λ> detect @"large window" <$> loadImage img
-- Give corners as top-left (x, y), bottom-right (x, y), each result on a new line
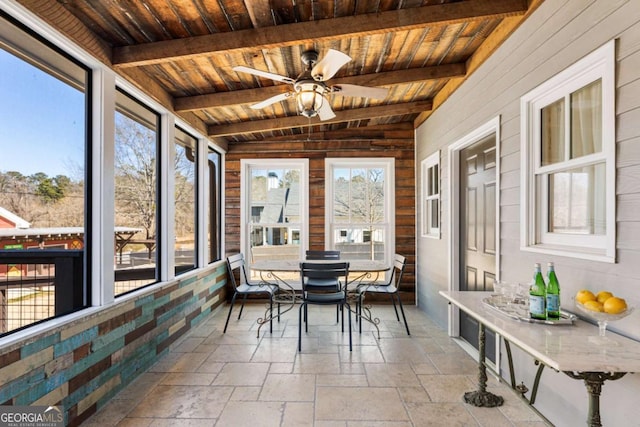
top-left (0, 15), bottom-right (89, 334)
top-left (174, 127), bottom-right (197, 274)
top-left (325, 158), bottom-right (395, 263)
top-left (421, 151), bottom-right (440, 239)
top-left (241, 159), bottom-right (308, 266)
top-left (114, 90), bottom-right (160, 294)
top-left (520, 40), bottom-right (615, 262)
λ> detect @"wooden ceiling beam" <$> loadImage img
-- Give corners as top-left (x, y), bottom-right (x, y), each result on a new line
top-left (174, 63), bottom-right (465, 111)
top-left (207, 101), bottom-right (432, 137)
top-left (113, 0), bottom-right (528, 67)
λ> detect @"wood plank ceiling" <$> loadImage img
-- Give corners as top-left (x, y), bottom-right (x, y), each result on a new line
top-left (24, 0), bottom-right (541, 145)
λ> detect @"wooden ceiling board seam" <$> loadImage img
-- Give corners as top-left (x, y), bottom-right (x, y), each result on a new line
top-left (141, 0), bottom-right (189, 39)
top-left (164, 0), bottom-right (213, 36)
top-left (188, 0), bottom-right (221, 33)
top-left (57, 1), bottom-right (125, 45)
top-left (191, 56), bottom-right (232, 92)
top-left (333, 0), bottom-right (356, 17)
top-left (119, 0), bottom-right (170, 42)
top-left (217, 0), bottom-right (253, 31)
top-left (196, 0), bottom-right (235, 32)
top-left (385, 30), bottom-right (413, 72)
top-left (243, 0), bottom-right (274, 27)
top-left (394, 29), bottom-right (430, 70)
top-left (75, 0), bottom-right (140, 45)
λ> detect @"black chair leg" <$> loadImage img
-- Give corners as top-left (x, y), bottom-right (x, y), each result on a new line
top-left (390, 294), bottom-right (400, 321)
top-left (395, 293), bottom-right (410, 335)
top-left (237, 294), bottom-right (248, 319)
top-left (269, 297), bottom-right (273, 333)
top-left (358, 294), bottom-right (363, 334)
top-left (346, 302), bottom-right (352, 351)
top-left (298, 303), bottom-right (305, 351)
top-left (223, 292), bottom-right (238, 333)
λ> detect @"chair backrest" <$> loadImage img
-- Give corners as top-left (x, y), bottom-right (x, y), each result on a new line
top-left (388, 254), bottom-right (407, 287)
top-left (226, 253), bottom-right (249, 289)
top-left (300, 261), bottom-right (349, 291)
top-left (305, 250), bottom-right (341, 260)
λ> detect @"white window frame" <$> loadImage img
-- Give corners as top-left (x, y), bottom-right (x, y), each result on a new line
top-left (240, 158), bottom-right (309, 263)
top-left (421, 151), bottom-right (440, 239)
top-left (324, 158), bottom-right (395, 266)
top-left (520, 40), bottom-right (616, 263)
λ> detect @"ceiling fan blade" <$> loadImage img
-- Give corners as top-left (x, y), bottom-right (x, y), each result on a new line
top-left (233, 66), bottom-right (295, 84)
top-left (332, 84), bottom-right (389, 100)
top-left (249, 92), bottom-right (294, 110)
top-left (317, 101), bottom-right (336, 121)
top-left (311, 49), bottom-right (351, 81)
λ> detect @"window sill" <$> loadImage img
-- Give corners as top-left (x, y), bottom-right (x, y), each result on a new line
top-left (520, 243), bottom-right (615, 264)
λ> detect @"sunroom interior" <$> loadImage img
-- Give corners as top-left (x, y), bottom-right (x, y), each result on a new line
top-left (1, 1), bottom-right (640, 426)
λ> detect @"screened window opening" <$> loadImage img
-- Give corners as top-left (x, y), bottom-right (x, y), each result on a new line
top-left (114, 90), bottom-right (160, 294)
top-left (0, 15), bottom-right (89, 334)
top-left (174, 127), bottom-right (197, 275)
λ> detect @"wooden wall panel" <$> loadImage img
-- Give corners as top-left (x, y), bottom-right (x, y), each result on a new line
top-left (225, 132), bottom-right (416, 301)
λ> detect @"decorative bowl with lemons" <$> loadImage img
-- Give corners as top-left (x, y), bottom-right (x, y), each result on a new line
top-left (574, 289), bottom-right (633, 336)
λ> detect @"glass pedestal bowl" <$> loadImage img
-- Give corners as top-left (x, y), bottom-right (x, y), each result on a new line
top-left (575, 302), bottom-right (634, 336)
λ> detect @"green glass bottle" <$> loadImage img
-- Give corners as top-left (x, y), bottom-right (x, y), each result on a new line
top-left (546, 262), bottom-right (560, 319)
top-left (529, 263), bottom-right (546, 320)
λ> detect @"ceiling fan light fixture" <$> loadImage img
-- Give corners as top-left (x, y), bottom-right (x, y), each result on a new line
top-left (295, 81), bottom-right (324, 118)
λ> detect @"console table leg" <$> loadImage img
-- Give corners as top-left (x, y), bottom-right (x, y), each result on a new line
top-left (464, 323), bottom-right (504, 407)
top-left (564, 371), bottom-right (626, 427)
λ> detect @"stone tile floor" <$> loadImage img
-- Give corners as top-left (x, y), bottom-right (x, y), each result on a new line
top-left (84, 303), bottom-right (550, 426)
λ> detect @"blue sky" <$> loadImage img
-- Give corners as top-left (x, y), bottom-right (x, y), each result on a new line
top-left (0, 48), bottom-right (85, 178)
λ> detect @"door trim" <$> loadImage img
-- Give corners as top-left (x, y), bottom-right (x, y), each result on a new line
top-left (447, 116), bottom-right (501, 337)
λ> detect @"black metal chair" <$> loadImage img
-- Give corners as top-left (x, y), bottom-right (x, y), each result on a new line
top-left (357, 254), bottom-right (410, 335)
top-left (304, 250), bottom-right (342, 322)
top-left (224, 253), bottom-right (279, 333)
top-left (305, 250), bottom-right (341, 260)
top-left (298, 261), bottom-right (352, 352)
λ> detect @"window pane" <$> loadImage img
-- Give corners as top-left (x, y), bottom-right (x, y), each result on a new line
top-left (334, 228), bottom-right (385, 260)
top-left (571, 79), bottom-right (602, 159)
top-left (429, 199), bottom-right (439, 229)
top-left (333, 167), bottom-right (385, 224)
top-left (0, 18), bottom-right (88, 333)
top-left (207, 147), bottom-right (221, 264)
top-left (247, 165), bottom-right (303, 263)
top-left (351, 169), bottom-right (368, 222)
top-left (541, 98), bottom-right (565, 166)
top-left (114, 91), bottom-right (159, 295)
top-left (547, 163), bottom-right (606, 235)
top-left (334, 168), bottom-right (350, 223)
top-left (331, 163), bottom-right (388, 260)
top-left (174, 127), bottom-right (196, 274)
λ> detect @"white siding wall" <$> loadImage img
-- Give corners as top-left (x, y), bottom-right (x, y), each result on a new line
top-left (416, 0), bottom-right (640, 425)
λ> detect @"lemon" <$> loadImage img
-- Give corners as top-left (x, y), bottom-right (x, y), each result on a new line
top-left (576, 289), bottom-right (597, 305)
top-left (596, 291), bottom-right (614, 304)
top-left (583, 300), bottom-right (604, 312)
top-left (603, 297), bottom-right (627, 314)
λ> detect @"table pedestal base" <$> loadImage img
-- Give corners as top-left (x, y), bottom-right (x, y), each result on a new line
top-left (465, 323), bottom-right (504, 408)
top-left (464, 390), bottom-right (504, 407)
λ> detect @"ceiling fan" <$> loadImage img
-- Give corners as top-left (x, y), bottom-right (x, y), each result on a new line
top-left (233, 49), bottom-right (389, 121)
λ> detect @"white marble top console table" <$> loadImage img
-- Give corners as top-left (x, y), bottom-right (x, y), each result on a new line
top-left (440, 291), bottom-right (640, 427)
